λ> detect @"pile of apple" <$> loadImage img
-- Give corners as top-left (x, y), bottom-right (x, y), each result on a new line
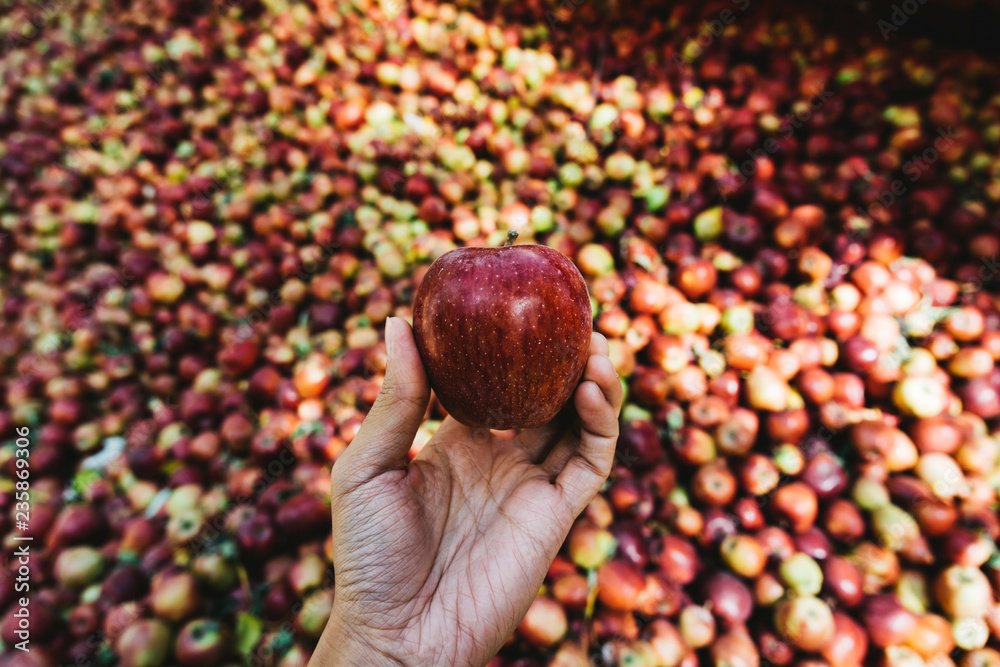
top-left (2, 0), bottom-right (1000, 665)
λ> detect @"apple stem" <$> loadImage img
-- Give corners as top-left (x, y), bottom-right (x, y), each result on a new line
top-left (504, 229), bottom-right (519, 247)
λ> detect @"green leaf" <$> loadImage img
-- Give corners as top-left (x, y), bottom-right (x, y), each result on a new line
top-left (118, 551), bottom-right (141, 565)
top-left (72, 469), bottom-right (102, 498)
top-left (236, 613), bottom-right (264, 659)
top-left (95, 643), bottom-right (116, 667)
top-left (218, 540), bottom-right (239, 561)
top-left (645, 185), bottom-right (670, 212)
top-left (666, 407), bottom-right (685, 433)
top-left (292, 420), bottom-right (324, 440)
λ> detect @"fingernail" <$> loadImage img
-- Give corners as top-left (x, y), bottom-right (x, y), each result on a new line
top-left (385, 318), bottom-right (394, 361)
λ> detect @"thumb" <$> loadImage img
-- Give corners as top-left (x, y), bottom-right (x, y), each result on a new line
top-left (335, 317), bottom-right (431, 483)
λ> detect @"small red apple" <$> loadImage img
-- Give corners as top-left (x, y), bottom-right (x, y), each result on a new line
top-left (150, 570), bottom-right (202, 622)
top-left (46, 504), bottom-right (106, 551)
top-left (276, 492), bottom-right (329, 539)
top-left (774, 596), bottom-right (835, 651)
top-left (117, 619), bottom-right (173, 667)
top-left (101, 564), bottom-right (149, 604)
top-left (175, 619), bottom-right (229, 667)
top-left (294, 588), bottom-right (334, 638)
top-left (236, 512), bottom-right (277, 559)
top-left (54, 546), bottom-right (105, 588)
top-left (413, 230), bottom-right (592, 430)
top-left (192, 553), bottom-right (237, 591)
top-left (1, 599), bottom-right (58, 645)
top-left (517, 596), bottom-right (567, 647)
top-left (287, 554), bottom-right (327, 596)
top-left (279, 644), bottom-right (310, 667)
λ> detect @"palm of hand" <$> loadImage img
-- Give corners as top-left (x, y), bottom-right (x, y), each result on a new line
top-left (316, 320), bottom-right (621, 667)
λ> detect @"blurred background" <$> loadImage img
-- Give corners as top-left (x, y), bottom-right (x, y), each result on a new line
top-left (3, 0), bottom-right (1000, 666)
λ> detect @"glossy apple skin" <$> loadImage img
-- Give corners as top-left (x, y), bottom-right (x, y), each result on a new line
top-left (413, 243), bottom-right (592, 430)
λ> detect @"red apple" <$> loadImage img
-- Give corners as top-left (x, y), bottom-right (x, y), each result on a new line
top-left (175, 619), bottom-right (229, 667)
top-left (1, 599), bottom-right (58, 645)
top-left (294, 588), bottom-right (334, 638)
top-left (54, 546), bottom-right (105, 588)
top-left (46, 504), bottom-right (106, 551)
top-left (262, 581), bottom-right (297, 621)
top-left (518, 596), bottom-right (568, 647)
top-left (413, 231), bottom-right (592, 429)
top-left (279, 644), bottom-right (310, 667)
top-left (617, 418), bottom-right (663, 467)
top-left (820, 611), bottom-right (868, 666)
top-left (702, 572), bottom-right (753, 627)
top-left (236, 512), bottom-right (277, 559)
top-left (774, 596), bottom-right (835, 651)
top-left (862, 594), bottom-right (917, 647)
top-left (597, 560), bottom-right (645, 611)
top-left (117, 619), bottom-right (172, 667)
top-left (0, 650), bottom-right (57, 667)
top-left (101, 564), bottom-right (149, 604)
top-left (276, 492), bottom-right (329, 539)
top-left (150, 571), bottom-right (202, 622)
top-left (710, 628), bottom-right (758, 667)
top-left (192, 553), bottom-right (238, 591)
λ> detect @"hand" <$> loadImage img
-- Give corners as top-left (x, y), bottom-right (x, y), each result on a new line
top-left (309, 317), bottom-right (623, 667)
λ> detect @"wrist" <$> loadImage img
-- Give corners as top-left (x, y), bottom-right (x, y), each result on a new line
top-left (311, 606), bottom-right (405, 667)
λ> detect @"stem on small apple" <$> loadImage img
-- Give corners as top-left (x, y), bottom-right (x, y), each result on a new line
top-left (504, 229), bottom-right (519, 247)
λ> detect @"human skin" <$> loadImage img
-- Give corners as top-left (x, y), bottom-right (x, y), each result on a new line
top-left (308, 317), bottom-right (623, 666)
